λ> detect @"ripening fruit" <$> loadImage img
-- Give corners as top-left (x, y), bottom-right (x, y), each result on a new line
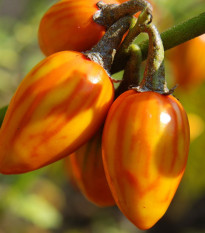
top-left (102, 90), bottom-right (190, 230)
top-left (38, 0), bottom-right (119, 56)
top-left (65, 130), bottom-right (115, 207)
top-left (169, 34), bottom-right (205, 90)
top-left (0, 51), bottom-right (114, 174)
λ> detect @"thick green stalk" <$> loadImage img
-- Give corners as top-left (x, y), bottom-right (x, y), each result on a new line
top-left (111, 12), bottom-right (205, 73)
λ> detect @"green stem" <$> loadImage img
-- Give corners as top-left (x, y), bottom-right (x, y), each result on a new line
top-left (113, 9), bottom-right (151, 66)
top-left (111, 12), bottom-right (205, 73)
top-left (115, 43), bottom-right (142, 97)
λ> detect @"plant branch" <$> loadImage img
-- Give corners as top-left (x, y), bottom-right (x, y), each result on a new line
top-left (111, 12), bottom-right (205, 73)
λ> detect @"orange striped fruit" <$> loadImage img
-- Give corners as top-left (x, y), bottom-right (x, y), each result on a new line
top-left (169, 34), bottom-right (205, 90)
top-left (64, 155), bottom-right (79, 191)
top-left (102, 90), bottom-right (190, 229)
top-left (38, 0), bottom-right (119, 56)
top-left (0, 51), bottom-right (114, 174)
top-left (65, 130), bottom-right (115, 207)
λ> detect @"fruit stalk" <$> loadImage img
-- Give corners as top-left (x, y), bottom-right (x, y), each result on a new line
top-left (115, 43), bottom-right (142, 97)
top-left (94, 0), bottom-right (152, 28)
top-left (120, 8), bottom-right (170, 94)
top-left (136, 21), bottom-right (169, 94)
top-left (86, 16), bottom-right (132, 72)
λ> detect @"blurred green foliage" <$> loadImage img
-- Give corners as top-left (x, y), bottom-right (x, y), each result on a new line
top-left (0, 0), bottom-right (205, 232)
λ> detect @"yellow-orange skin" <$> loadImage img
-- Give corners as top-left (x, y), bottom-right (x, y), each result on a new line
top-left (0, 51), bottom-right (114, 174)
top-left (65, 131), bottom-right (115, 207)
top-left (38, 0), bottom-right (119, 56)
top-left (169, 34), bottom-right (205, 90)
top-left (102, 90), bottom-right (190, 230)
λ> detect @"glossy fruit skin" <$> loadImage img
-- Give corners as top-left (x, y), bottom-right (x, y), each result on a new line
top-left (0, 51), bottom-right (114, 174)
top-left (65, 130), bottom-right (115, 207)
top-left (169, 35), bottom-right (205, 90)
top-left (102, 90), bottom-right (190, 230)
top-left (38, 0), bottom-right (119, 56)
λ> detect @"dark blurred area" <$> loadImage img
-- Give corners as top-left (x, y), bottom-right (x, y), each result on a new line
top-left (0, 0), bottom-right (205, 232)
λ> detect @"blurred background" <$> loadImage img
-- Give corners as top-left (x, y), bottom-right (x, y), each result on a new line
top-left (0, 0), bottom-right (205, 232)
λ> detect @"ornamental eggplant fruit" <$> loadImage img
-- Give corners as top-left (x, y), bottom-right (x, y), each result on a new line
top-left (38, 0), bottom-right (119, 56)
top-left (0, 51), bottom-right (114, 174)
top-left (169, 34), bottom-right (205, 90)
top-left (102, 90), bottom-right (190, 230)
top-left (65, 130), bottom-right (115, 207)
